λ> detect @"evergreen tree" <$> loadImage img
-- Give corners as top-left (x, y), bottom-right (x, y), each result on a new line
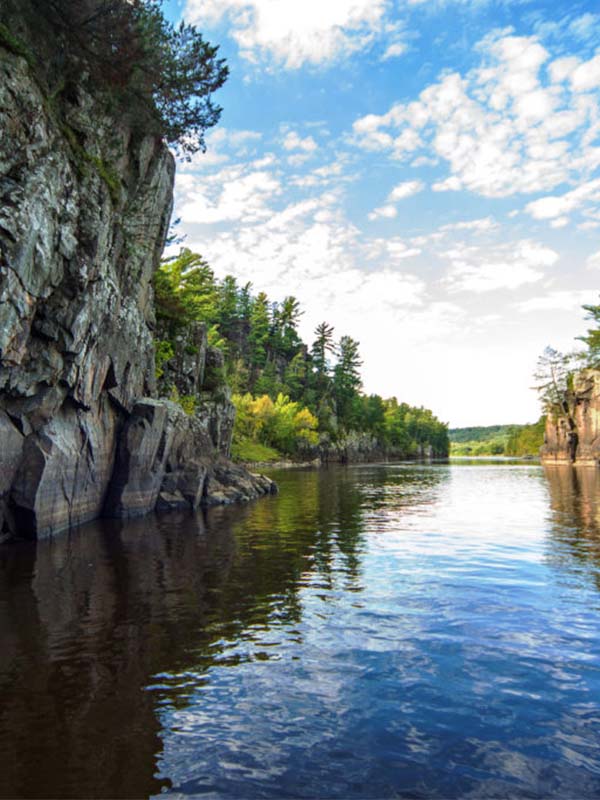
top-left (30, 0), bottom-right (228, 156)
top-left (578, 300), bottom-right (600, 366)
top-left (153, 249), bottom-right (217, 336)
top-left (533, 347), bottom-right (574, 416)
top-left (334, 336), bottom-right (363, 428)
top-left (311, 322), bottom-right (336, 391)
top-left (248, 292), bottom-right (271, 372)
top-left (279, 296), bottom-right (303, 357)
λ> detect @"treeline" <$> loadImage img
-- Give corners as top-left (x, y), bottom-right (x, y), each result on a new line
top-left (154, 249), bottom-right (449, 460)
top-left (449, 425), bottom-right (512, 444)
top-left (449, 422), bottom-right (545, 457)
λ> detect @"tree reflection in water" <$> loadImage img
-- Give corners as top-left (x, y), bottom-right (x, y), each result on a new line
top-left (0, 464), bottom-right (446, 799)
top-left (544, 465), bottom-right (600, 593)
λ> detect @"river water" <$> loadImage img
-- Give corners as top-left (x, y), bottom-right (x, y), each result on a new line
top-left (1, 462), bottom-right (600, 799)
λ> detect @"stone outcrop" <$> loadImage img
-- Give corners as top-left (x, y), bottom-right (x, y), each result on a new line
top-left (541, 369), bottom-right (600, 466)
top-left (318, 431), bottom-right (436, 464)
top-left (0, 7), bottom-right (275, 543)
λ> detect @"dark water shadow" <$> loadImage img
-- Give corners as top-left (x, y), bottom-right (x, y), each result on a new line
top-left (0, 464), bottom-right (447, 799)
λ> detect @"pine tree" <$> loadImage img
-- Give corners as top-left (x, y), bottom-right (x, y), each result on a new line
top-left (578, 300), bottom-right (600, 366)
top-left (333, 336), bottom-right (363, 428)
top-left (311, 322), bottom-right (335, 390)
top-left (248, 292), bottom-right (271, 373)
top-left (533, 347), bottom-right (574, 415)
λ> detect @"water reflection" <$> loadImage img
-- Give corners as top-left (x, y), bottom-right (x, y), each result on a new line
top-left (544, 465), bottom-right (600, 593)
top-left (0, 465), bottom-right (446, 799)
top-left (3, 464), bottom-right (600, 799)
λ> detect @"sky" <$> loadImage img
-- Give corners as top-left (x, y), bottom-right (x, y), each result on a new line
top-left (162, 0), bottom-right (600, 427)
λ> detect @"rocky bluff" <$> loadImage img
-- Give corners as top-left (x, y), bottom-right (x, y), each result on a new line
top-left (0, 9), bottom-right (275, 543)
top-left (542, 369), bottom-right (600, 466)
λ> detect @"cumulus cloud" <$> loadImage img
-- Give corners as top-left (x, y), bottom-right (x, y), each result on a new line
top-left (443, 240), bottom-right (559, 293)
top-left (351, 31), bottom-right (600, 201)
top-left (368, 204), bottom-right (397, 220)
top-left (389, 180), bottom-right (424, 200)
top-left (177, 166), bottom-right (281, 224)
top-left (184, 0), bottom-right (390, 68)
top-left (440, 217), bottom-right (498, 233)
top-left (282, 131), bottom-right (318, 152)
top-left (525, 178), bottom-right (600, 220)
top-left (382, 41), bottom-right (407, 60)
top-left (368, 180), bottom-right (423, 219)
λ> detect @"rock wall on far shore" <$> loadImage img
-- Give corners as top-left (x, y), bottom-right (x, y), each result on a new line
top-left (541, 370), bottom-right (600, 466)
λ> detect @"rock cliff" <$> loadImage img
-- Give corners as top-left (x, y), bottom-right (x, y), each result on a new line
top-left (0, 6), bottom-right (275, 543)
top-left (541, 369), bottom-right (600, 465)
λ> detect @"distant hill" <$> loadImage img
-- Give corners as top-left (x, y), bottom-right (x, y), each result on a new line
top-left (449, 421), bottom-right (545, 457)
top-left (449, 425), bottom-right (515, 443)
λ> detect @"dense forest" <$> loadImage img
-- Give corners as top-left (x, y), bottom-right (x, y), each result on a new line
top-left (449, 421), bottom-right (547, 457)
top-left (154, 249), bottom-right (449, 461)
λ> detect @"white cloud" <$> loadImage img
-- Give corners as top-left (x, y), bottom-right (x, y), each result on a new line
top-left (525, 178), bottom-right (600, 220)
top-left (443, 240), bottom-right (559, 293)
top-left (515, 290), bottom-right (593, 312)
top-left (185, 0), bottom-right (390, 68)
top-left (389, 179), bottom-right (424, 200)
top-left (587, 250), bottom-right (600, 269)
top-left (368, 180), bottom-right (423, 219)
top-left (282, 131), bottom-right (318, 152)
top-left (382, 42), bottom-right (407, 60)
top-left (432, 176), bottom-right (462, 192)
top-left (440, 216), bottom-right (498, 232)
top-left (178, 167), bottom-right (281, 224)
top-left (570, 54), bottom-right (600, 92)
top-left (351, 31), bottom-right (600, 200)
top-left (368, 204), bottom-right (397, 220)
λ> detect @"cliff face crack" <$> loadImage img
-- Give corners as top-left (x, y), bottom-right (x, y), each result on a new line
top-left (1, 261), bottom-right (43, 301)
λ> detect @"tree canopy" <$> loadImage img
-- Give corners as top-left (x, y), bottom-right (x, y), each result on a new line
top-left (153, 249), bottom-right (449, 459)
top-left (29, 0), bottom-right (228, 155)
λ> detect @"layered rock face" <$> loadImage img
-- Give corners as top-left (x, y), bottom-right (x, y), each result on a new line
top-left (541, 370), bottom-right (600, 466)
top-left (0, 10), bottom-right (275, 542)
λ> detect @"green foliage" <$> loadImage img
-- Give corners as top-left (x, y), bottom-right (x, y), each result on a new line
top-left (29, 0), bottom-right (228, 156)
top-left (155, 339), bottom-right (174, 379)
top-left (153, 249), bottom-right (218, 336)
top-left (178, 395), bottom-right (198, 416)
top-left (450, 438), bottom-right (507, 456)
top-left (232, 393), bottom-right (319, 457)
top-left (535, 296), bottom-right (600, 415)
top-left (334, 335), bottom-right (362, 428)
top-left (505, 417), bottom-right (546, 456)
top-left (248, 292), bottom-right (270, 370)
top-left (154, 247), bottom-right (449, 461)
top-left (167, 385), bottom-right (196, 415)
top-left (450, 420), bottom-right (546, 457)
top-left (533, 346), bottom-right (575, 416)
top-left (449, 425), bottom-right (512, 444)
top-left (577, 301), bottom-right (600, 367)
top-left (231, 438), bottom-right (282, 463)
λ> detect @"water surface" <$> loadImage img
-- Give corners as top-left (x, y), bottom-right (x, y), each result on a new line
top-left (1, 463), bottom-right (600, 798)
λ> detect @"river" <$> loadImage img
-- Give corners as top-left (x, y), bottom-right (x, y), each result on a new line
top-left (1, 462), bottom-right (600, 798)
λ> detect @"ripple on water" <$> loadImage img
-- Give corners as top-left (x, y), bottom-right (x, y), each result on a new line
top-left (2, 463), bottom-right (600, 798)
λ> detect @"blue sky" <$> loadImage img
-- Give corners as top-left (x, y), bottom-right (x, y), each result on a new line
top-left (163, 0), bottom-right (600, 426)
